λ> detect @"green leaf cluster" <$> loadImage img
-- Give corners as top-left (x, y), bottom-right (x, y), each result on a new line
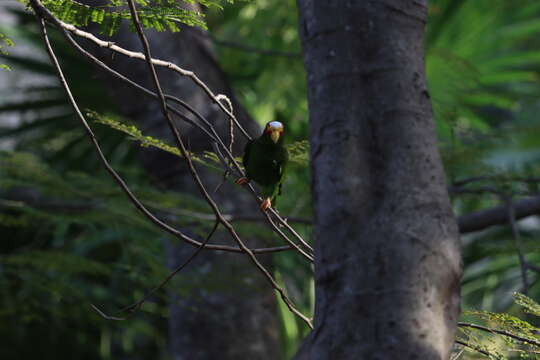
top-left (20, 0), bottom-right (232, 35)
top-left (89, 109), bottom-right (310, 168)
top-left (458, 293), bottom-right (540, 359)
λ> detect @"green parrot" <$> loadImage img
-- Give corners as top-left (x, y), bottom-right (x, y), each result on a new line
top-left (236, 121), bottom-right (289, 211)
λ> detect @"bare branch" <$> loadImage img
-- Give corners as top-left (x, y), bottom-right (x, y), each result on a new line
top-left (528, 263), bottom-right (540, 274)
top-left (44, 11), bottom-right (251, 140)
top-left (92, 221), bottom-right (220, 320)
top-left (28, 0), bottom-right (290, 256)
top-left (29, 0), bottom-right (314, 329)
top-left (90, 304), bottom-right (126, 321)
top-left (125, 0), bottom-right (313, 328)
top-left (453, 176), bottom-right (540, 187)
top-left (122, 221), bottom-right (221, 315)
top-left (269, 208), bottom-right (314, 253)
top-left (458, 194), bottom-right (540, 234)
top-left (31, 0), bottom-right (312, 260)
top-left (215, 94), bottom-right (234, 154)
top-left (201, 33), bottom-right (301, 58)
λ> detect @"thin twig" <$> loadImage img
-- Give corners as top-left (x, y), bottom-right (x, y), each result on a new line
top-left (458, 322), bottom-right (540, 348)
top-left (215, 94), bottom-right (234, 154)
top-left (122, 221), bottom-right (221, 315)
top-left (125, 0), bottom-right (312, 328)
top-left (506, 195), bottom-right (529, 295)
top-left (268, 208), bottom-right (314, 253)
top-left (450, 347), bottom-right (465, 360)
top-left (28, 0), bottom-right (289, 256)
top-left (32, 0), bottom-right (311, 260)
top-left (92, 221), bottom-right (219, 320)
top-left (458, 193), bottom-right (540, 234)
top-left (202, 33), bottom-right (301, 58)
top-left (210, 144), bottom-right (314, 256)
top-left (455, 339), bottom-right (493, 358)
top-left (90, 304), bottom-right (126, 321)
top-left (43, 13), bottom-right (251, 140)
top-left (263, 213), bottom-right (313, 262)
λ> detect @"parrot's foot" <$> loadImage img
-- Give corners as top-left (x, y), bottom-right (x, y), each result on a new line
top-left (235, 177), bottom-right (250, 185)
top-left (260, 198), bottom-right (272, 211)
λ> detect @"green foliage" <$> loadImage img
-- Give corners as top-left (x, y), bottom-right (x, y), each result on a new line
top-left (457, 293), bottom-right (540, 359)
top-left (513, 293), bottom-right (540, 317)
top-left (0, 150), bottom-right (174, 358)
top-left (427, 0), bottom-right (540, 177)
top-left (20, 0), bottom-right (233, 36)
top-left (0, 32), bottom-right (14, 71)
top-left (425, 1), bottom-right (540, 325)
top-left (90, 109), bottom-right (310, 168)
top-left (207, 0), bottom-right (308, 138)
top-left (2, 0), bottom-right (540, 358)
top-left (0, 149), bottom-right (240, 358)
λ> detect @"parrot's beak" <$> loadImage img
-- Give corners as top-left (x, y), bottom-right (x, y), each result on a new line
top-left (270, 130), bottom-right (281, 143)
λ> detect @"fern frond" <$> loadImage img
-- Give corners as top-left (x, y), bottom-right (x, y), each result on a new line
top-left (89, 110), bottom-right (311, 172)
top-left (3, 250), bottom-right (112, 276)
top-left (513, 292), bottom-right (540, 317)
top-left (87, 110), bottom-right (225, 172)
top-left (21, 0), bottom-right (212, 36)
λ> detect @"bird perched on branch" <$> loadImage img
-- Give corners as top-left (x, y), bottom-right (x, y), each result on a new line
top-left (236, 121), bottom-right (288, 211)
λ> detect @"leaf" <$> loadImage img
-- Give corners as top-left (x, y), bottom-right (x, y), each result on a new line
top-left (87, 110), bottom-right (224, 171)
top-left (513, 292), bottom-right (540, 317)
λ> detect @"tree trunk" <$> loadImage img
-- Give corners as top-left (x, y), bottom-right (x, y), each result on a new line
top-left (295, 1), bottom-right (461, 359)
top-left (85, 4), bottom-right (281, 358)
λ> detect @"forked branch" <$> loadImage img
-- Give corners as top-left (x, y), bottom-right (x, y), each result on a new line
top-left (29, 0), bottom-right (313, 328)
top-left (124, 0), bottom-right (312, 327)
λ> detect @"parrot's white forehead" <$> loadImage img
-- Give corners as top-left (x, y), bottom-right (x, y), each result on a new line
top-left (268, 121), bottom-right (283, 129)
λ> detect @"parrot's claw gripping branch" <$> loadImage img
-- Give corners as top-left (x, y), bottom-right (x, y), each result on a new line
top-left (235, 177), bottom-right (250, 185)
top-left (260, 198), bottom-right (272, 211)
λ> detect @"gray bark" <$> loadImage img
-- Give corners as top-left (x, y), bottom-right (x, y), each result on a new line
top-left (83, 4), bottom-right (280, 358)
top-left (295, 1), bottom-right (461, 359)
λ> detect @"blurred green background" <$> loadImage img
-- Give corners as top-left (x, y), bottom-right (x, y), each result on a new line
top-left (1, 0), bottom-right (540, 358)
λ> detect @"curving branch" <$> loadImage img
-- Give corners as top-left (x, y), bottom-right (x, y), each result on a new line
top-left (92, 220), bottom-right (221, 320)
top-left (29, 0), bottom-right (313, 260)
top-left (124, 0), bottom-right (312, 328)
top-left (28, 0), bottom-right (313, 261)
top-left (48, 13), bottom-right (250, 140)
top-left (27, 0), bottom-right (291, 257)
top-left (30, 0), bottom-right (315, 327)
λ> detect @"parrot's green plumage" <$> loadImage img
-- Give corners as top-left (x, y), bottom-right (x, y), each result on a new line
top-left (237, 121), bottom-right (288, 210)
